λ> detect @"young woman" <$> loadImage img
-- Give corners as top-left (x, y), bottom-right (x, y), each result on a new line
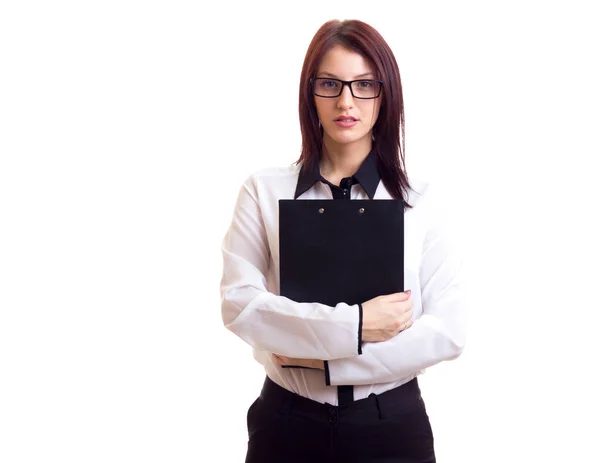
top-left (220, 19), bottom-right (467, 463)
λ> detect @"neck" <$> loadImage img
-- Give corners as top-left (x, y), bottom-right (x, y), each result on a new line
top-left (320, 136), bottom-right (372, 182)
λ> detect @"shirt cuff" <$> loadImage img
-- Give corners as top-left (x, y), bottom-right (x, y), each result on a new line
top-left (281, 365), bottom-right (323, 371)
top-left (357, 303), bottom-right (363, 355)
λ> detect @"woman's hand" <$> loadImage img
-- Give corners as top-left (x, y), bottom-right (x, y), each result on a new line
top-left (271, 291), bottom-right (413, 367)
top-left (361, 290), bottom-right (414, 342)
top-left (272, 354), bottom-right (325, 370)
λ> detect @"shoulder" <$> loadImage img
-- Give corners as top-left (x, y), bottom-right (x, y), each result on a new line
top-left (405, 176), bottom-right (456, 226)
top-left (405, 176), bottom-right (434, 208)
top-left (247, 163), bottom-right (300, 184)
top-left (240, 163), bottom-right (301, 200)
top-left (406, 176), bottom-right (465, 256)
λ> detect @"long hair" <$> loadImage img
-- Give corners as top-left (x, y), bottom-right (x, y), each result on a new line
top-left (297, 19), bottom-right (411, 203)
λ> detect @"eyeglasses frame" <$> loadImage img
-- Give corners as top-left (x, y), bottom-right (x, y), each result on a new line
top-left (310, 77), bottom-right (384, 99)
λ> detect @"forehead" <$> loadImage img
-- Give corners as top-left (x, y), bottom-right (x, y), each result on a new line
top-left (317, 45), bottom-right (374, 79)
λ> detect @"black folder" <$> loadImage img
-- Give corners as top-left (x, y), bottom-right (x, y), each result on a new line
top-left (279, 199), bottom-right (404, 307)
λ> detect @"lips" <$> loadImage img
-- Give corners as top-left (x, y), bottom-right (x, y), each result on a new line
top-left (333, 117), bottom-right (359, 128)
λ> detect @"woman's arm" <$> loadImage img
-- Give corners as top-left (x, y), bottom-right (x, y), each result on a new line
top-left (220, 174), bottom-right (362, 360)
top-left (321, 184), bottom-right (468, 385)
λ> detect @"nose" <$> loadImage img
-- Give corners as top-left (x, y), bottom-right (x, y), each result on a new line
top-left (337, 83), bottom-right (354, 110)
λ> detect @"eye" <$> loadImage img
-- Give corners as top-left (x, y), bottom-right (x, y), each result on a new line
top-left (318, 79), bottom-right (339, 89)
top-left (357, 80), bottom-right (374, 88)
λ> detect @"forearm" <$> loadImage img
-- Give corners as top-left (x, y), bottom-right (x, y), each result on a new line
top-left (221, 176), bottom-right (363, 360)
top-left (325, 311), bottom-right (466, 385)
top-left (222, 265), bottom-right (362, 360)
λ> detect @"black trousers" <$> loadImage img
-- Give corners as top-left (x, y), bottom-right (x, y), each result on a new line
top-left (245, 376), bottom-right (436, 463)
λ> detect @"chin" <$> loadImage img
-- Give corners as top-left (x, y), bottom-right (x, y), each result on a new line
top-left (329, 131), bottom-right (369, 146)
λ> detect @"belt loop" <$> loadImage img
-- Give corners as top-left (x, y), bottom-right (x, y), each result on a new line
top-left (370, 393), bottom-right (383, 420)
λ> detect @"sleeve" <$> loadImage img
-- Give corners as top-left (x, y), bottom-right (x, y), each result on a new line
top-left (220, 174), bottom-right (363, 360)
top-left (324, 184), bottom-right (468, 386)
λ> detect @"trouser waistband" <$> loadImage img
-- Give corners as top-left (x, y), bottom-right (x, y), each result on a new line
top-left (260, 376), bottom-right (421, 419)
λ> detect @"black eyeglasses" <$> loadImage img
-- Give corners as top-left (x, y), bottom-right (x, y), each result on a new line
top-left (310, 77), bottom-right (383, 99)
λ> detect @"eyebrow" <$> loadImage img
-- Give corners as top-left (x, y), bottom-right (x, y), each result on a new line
top-left (317, 71), bottom-right (375, 79)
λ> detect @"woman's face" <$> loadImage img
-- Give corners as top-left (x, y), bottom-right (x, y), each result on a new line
top-left (314, 45), bottom-right (381, 151)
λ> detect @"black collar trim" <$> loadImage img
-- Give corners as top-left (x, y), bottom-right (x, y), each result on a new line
top-left (294, 150), bottom-right (380, 199)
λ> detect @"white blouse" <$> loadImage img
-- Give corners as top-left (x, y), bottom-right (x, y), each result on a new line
top-left (220, 162), bottom-right (467, 405)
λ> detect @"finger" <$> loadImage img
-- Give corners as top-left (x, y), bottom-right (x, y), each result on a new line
top-left (399, 319), bottom-right (411, 332)
top-left (385, 290), bottom-right (411, 302)
top-left (391, 302), bottom-right (412, 315)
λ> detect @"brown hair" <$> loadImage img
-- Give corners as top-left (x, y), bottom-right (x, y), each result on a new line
top-left (297, 19), bottom-right (411, 203)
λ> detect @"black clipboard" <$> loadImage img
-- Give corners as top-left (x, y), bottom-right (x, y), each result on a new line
top-left (279, 199), bottom-right (404, 307)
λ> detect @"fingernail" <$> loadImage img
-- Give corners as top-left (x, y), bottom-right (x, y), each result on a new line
top-left (405, 289), bottom-right (411, 295)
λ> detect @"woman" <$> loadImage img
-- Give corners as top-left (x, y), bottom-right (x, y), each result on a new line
top-left (220, 19), bottom-right (467, 463)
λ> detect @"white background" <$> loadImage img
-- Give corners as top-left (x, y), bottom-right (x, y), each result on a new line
top-left (1, 1), bottom-right (599, 462)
